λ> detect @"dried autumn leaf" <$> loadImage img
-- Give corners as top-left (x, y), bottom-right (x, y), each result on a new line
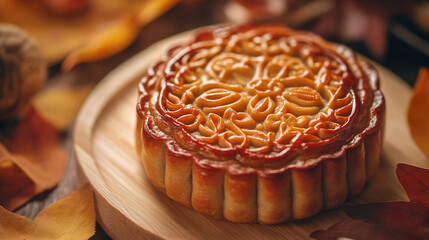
top-left (397, 163), bottom-right (429, 206)
top-left (310, 219), bottom-right (395, 240)
top-left (0, 0), bottom-right (178, 67)
top-left (311, 202), bottom-right (429, 240)
top-left (343, 201), bottom-right (429, 240)
top-left (312, 203), bottom-right (429, 240)
top-left (0, 108), bottom-right (66, 211)
top-left (0, 0), bottom-right (137, 64)
top-left (408, 67), bottom-right (429, 160)
top-left (0, 155), bottom-right (35, 211)
top-left (60, 15), bottom-right (140, 72)
top-left (32, 84), bottom-right (94, 130)
top-left (311, 163), bottom-right (429, 240)
top-left (62, 0), bottom-right (179, 71)
top-left (0, 184), bottom-right (95, 240)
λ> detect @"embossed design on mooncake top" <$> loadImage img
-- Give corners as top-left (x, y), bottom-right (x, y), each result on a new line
top-left (136, 25), bottom-right (385, 223)
top-left (140, 27), bottom-right (366, 167)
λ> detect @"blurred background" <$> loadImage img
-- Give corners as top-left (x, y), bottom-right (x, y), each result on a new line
top-left (1, 0), bottom-right (428, 86)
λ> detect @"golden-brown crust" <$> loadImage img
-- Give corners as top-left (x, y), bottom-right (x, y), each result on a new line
top-left (346, 141), bottom-right (366, 198)
top-left (224, 172), bottom-right (257, 222)
top-left (322, 155), bottom-right (347, 210)
top-left (192, 163), bottom-right (224, 218)
top-left (291, 165), bottom-right (323, 219)
top-left (135, 24), bottom-right (385, 223)
top-left (257, 172), bottom-right (291, 223)
top-left (165, 151), bottom-right (192, 207)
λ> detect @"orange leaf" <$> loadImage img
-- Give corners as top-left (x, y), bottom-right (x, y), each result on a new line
top-left (0, 0), bottom-right (179, 67)
top-left (408, 67), bottom-right (429, 160)
top-left (0, 184), bottom-right (95, 240)
top-left (61, 0), bottom-right (179, 71)
top-left (0, 0), bottom-right (144, 64)
top-left (61, 15), bottom-right (141, 71)
top-left (0, 108), bottom-right (67, 210)
top-left (32, 84), bottom-right (94, 130)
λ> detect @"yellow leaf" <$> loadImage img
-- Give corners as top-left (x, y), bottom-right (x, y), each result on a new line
top-left (0, 0), bottom-right (179, 66)
top-left (0, 184), bottom-right (95, 240)
top-left (32, 84), bottom-right (94, 130)
top-left (61, 15), bottom-right (140, 71)
top-left (136, 0), bottom-right (179, 25)
top-left (408, 67), bottom-right (429, 160)
top-left (62, 0), bottom-right (179, 71)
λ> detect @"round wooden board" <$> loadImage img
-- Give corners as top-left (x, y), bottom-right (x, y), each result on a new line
top-left (74, 28), bottom-right (429, 240)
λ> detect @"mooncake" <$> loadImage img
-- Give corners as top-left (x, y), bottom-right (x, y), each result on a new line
top-left (136, 25), bottom-right (385, 224)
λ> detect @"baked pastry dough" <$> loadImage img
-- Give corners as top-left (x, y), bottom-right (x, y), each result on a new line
top-left (136, 25), bottom-right (385, 224)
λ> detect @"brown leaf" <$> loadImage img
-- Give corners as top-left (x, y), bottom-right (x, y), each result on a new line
top-left (0, 184), bottom-right (95, 240)
top-left (311, 163), bottom-right (429, 240)
top-left (310, 219), bottom-right (395, 240)
top-left (343, 201), bottom-right (429, 240)
top-left (32, 84), bottom-right (94, 130)
top-left (397, 163), bottom-right (429, 207)
top-left (0, 157), bottom-right (35, 211)
top-left (0, 108), bottom-right (67, 210)
top-left (312, 203), bottom-right (429, 240)
top-left (408, 67), bottom-right (429, 160)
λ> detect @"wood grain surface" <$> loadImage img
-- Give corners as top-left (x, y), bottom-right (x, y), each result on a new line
top-left (74, 28), bottom-right (429, 240)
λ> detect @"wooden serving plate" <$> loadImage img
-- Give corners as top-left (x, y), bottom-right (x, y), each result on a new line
top-left (74, 28), bottom-right (429, 240)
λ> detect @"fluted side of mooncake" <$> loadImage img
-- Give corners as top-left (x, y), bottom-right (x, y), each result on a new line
top-left (136, 25), bottom-right (385, 224)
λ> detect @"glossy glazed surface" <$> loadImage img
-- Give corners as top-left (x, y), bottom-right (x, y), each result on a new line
top-left (137, 25), bottom-right (384, 173)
